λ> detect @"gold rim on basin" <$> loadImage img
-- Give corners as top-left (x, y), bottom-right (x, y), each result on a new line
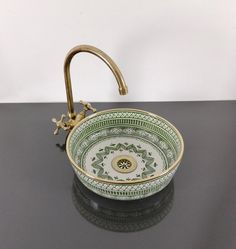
top-left (66, 108), bottom-right (184, 184)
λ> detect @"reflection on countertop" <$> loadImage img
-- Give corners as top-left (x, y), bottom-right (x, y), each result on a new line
top-left (72, 176), bottom-right (174, 232)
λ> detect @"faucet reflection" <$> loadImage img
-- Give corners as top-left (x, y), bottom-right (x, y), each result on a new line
top-left (72, 176), bottom-right (174, 232)
top-left (56, 142), bottom-right (66, 152)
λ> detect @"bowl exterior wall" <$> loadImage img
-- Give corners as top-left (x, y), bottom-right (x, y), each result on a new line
top-left (72, 164), bottom-right (179, 200)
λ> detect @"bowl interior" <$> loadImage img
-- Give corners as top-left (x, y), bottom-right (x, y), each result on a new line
top-left (67, 109), bottom-right (183, 182)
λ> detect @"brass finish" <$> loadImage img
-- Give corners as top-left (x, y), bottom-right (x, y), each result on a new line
top-left (52, 44), bottom-right (128, 134)
top-left (52, 114), bottom-right (70, 135)
top-left (112, 155), bottom-right (137, 173)
top-left (64, 45), bottom-right (128, 118)
top-left (52, 100), bottom-right (96, 135)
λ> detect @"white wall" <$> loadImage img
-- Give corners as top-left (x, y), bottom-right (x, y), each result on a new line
top-left (0, 0), bottom-right (235, 102)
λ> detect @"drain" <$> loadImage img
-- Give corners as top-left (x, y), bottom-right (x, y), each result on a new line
top-left (112, 155), bottom-right (137, 173)
top-left (117, 158), bottom-right (132, 169)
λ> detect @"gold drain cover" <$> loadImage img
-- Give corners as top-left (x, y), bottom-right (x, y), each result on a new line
top-left (111, 155), bottom-right (137, 173)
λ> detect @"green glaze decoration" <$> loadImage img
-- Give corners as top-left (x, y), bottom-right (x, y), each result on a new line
top-left (67, 109), bottom-right (184, 200)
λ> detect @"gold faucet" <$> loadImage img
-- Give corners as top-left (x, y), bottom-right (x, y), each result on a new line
top-left (52, 45), bottom-right (128, 135)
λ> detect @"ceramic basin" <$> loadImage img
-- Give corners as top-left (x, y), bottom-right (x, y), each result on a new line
top-left (66, 108), bottom-right (184, 200)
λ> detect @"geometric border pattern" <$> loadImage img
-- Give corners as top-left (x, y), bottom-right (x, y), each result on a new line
top-left (67, 109), bottom-right (183, 200)
top-left (69, 110), bottom-right (182, 158)
top-left (73, 164), bottom-right (178, 200)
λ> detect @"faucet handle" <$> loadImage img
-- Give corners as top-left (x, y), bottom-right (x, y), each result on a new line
top-left (80, 100), bottom-right (97, 113)
top-left (52, 102), bottom-right (96, 135)
top-left (52, 114), bottom-right (70, 135)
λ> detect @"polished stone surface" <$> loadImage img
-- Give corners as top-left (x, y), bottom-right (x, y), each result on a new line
top-left (0, 102), bottom-right (235, 249)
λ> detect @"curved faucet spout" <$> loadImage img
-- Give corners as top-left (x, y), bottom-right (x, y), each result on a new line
top-left (64, 45), bottom-right (128, 119)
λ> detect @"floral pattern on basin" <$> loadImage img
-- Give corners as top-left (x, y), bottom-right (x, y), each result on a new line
top-left (74, 127), bottom-right (176, 181)
top-left (67, 109), bottom-right (184, 200)
top-left (90, 142), bottom-right (157, 180)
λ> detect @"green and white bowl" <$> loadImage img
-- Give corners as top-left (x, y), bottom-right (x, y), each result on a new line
top-left (66, 109), bottom-right (184, 200)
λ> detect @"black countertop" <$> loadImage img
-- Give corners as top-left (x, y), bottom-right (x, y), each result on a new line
top-left (0, 102), bottom-right (235, 249)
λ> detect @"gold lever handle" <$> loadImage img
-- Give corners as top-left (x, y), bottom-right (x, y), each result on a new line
top-left (52, 100), bottom-right (97, 135)
top-left (80, 100), bottom-right (97, 113)
top-left (52, 114), bottom-right (70, 135)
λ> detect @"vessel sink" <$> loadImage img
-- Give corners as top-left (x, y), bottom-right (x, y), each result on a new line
top-left (66, 108), bottom-right (184, 200)
top-left (52, 44), bottom-right (184, 200)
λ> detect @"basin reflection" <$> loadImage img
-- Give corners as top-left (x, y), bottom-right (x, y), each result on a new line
top-left (72, 176), bottom-right (174, 232)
